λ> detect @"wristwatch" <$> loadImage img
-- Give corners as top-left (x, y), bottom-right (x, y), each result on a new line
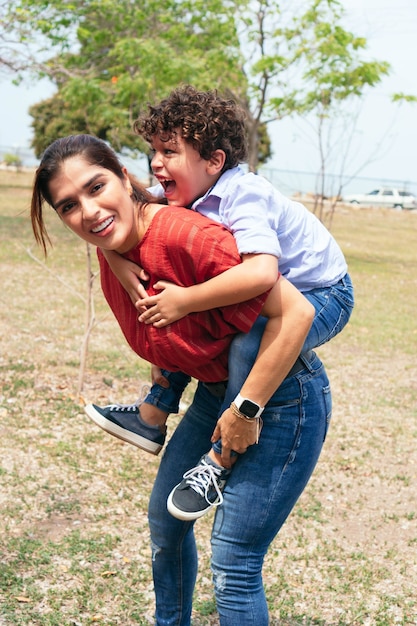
top-left (233, 393), bottom-right (264, 419)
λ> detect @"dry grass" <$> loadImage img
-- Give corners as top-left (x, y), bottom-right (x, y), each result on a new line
top-left (1, 170), bottom-right (417, 625)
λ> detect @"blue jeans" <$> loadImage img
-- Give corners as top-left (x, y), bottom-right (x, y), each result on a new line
top-left (143, 273), bottom-right (353, 413)
top-left (148, 320), bottom-right (331, 625)
top-left (143, 369), bottom-right (191, 414)
top-left (301, 273), bottom-right (354, 352)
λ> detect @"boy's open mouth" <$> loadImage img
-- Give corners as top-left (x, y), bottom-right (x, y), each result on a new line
top-left (161, 179), bottom-right (176, 194)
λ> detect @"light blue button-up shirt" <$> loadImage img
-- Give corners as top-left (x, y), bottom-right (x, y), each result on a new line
top-left (151, 166), bottom-right (347, 292)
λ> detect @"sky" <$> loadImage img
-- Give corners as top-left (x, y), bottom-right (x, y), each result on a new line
top-left (1, 0), bottom-right (416, 191)
top-left (266, 0), bottom-right (417, 192)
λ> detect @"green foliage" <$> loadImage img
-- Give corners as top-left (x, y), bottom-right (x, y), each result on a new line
top-left (268, 0), bottom-right (390, 116)
top-left (2, 153), bottom-right (23, 167)
top-left (392, 92), bottom-right (417, 103)
top-left (10, 0), bottom-right (246, 156)
top-left (6, 0), bottom-right (393, 172)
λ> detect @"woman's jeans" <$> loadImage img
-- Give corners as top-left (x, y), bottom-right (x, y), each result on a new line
top-left (148, 318), bottom-right (332, 625)
top-left (143, 273), bottom-right (354, 413)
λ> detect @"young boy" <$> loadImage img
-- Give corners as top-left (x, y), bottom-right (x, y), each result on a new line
top-left (85, 85), bottom-right (354, 521)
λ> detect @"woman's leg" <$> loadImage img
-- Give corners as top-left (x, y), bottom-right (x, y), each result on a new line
top-left (302, 273), bottom-right (354, 352)
top-left (149, 382), bottom-right (223, 626)
top-left (213, 322), bottom-right (331, 624)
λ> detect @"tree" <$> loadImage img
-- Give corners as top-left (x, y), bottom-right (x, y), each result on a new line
top-left (5, 0), bottom-right (250, 156)
top-left (283, 0), bottom-right (390, 220)
top-left (4, 0), bottom-right (392, 176)
top-left (226, 0), bottom-right (391, 173)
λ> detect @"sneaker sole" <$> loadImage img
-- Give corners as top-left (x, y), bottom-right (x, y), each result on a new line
top-left (84, 404), bottom-right (163, 455)
top-left (166, 486), bottom-right (219, 521)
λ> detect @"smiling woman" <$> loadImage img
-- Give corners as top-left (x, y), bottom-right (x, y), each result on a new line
top-left (29, 133), bottom-right (330, 626)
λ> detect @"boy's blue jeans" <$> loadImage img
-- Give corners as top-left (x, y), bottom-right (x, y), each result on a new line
top-left (148, 320), bottom-right (332, 624)
top-left (142, 272), bottom-right (354, 414)
top-left (302, 272), bottom-right (354, 352)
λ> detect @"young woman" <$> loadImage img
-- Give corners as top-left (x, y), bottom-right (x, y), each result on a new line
top-left (31, 134), bottom-right (331, 625)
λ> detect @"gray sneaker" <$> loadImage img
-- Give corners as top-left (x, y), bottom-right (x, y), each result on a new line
top-left (167, 454), bottom-right (231, 521)
top-left (84, 402), bottom-right (166, 455)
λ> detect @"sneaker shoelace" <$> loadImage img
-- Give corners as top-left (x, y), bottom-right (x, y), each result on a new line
top-left (107, 402), bottom-right (140, 412)
top-left (181, 460), bottom-right (225, 507)
top-left (138, 383), bottom-right (151, 402)
top-left (107, 384), bottom-right (151, 412)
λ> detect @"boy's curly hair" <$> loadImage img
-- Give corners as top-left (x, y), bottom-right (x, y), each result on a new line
top-left (134, 85), bottom-right (248, 172)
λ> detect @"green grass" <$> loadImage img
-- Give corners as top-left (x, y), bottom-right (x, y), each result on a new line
top-left (1, 170), bottom-right (417, 624)
top-left (328, 206), bottom-right (417, 355)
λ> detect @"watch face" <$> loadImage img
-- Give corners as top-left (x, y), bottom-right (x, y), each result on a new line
top-left (239, 399), bottom-right (259, 418)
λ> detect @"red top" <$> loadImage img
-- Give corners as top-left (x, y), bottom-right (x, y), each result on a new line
top-left (97, 206), bottom-right (268, 382)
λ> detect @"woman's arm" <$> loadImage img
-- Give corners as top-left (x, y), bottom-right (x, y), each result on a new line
top-left (137, 253), bottom-right (278, 326)
top-left (101, 249), bottom-right (149, 305)
top-left (212, 276), bottom-right (315, 467)
top-left (233, 277), bottom-right (313, 405)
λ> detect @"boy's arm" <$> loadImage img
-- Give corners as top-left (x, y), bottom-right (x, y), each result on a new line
top-left (137, 253), bottom-right (278, 326)
top-left (212, 276), bottom-right (315, 467)
top-left (101, 249), bottom-right (149, 305)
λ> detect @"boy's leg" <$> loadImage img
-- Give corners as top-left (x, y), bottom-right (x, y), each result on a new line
top-left (168, 314), bottom-right (312, 519)
top-left (167, 318), bottom-right (270, 521)
top-left (302, 273), bottom-right (354, 352)
top-left (167, 380), bottom-right (231, 521)
top-left (84, 370), bottom-right (191, 455)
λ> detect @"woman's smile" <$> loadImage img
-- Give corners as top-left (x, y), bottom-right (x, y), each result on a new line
top-left (91, 216), bottom-right (115, 234)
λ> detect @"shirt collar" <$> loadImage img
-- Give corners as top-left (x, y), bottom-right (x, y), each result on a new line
top-left (191, 166), bottom-right (243, 210)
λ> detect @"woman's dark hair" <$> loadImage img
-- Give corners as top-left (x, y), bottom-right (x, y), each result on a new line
top-left (31, 134), bottom-right (153, 256)
top-left (134, 85), bottom-right (248, 171)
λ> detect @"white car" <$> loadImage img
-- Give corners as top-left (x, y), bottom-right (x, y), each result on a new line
top-left (343, 187), bottom-right (417, 210)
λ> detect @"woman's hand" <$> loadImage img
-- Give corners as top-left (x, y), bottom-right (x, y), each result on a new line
top-left (211, 407), bottom-right (262, 468)
top-left (137, 281), bottom-right (191, 326)
top-left (123, 261), bottom-right (149, 306)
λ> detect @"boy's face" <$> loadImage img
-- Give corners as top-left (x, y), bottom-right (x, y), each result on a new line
top-left (150, 132), bottom-right (219, 207)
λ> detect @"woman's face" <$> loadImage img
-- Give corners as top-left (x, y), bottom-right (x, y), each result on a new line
top-left (48, 156), bottom-right (139, 253)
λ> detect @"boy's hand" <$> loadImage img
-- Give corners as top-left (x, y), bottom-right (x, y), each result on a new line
top-left (211, 408), bottom-right (261, 469)
top-left (137, 281), bottom-right (191, 327)
top-left (151, 364), bottom-right (170, 389)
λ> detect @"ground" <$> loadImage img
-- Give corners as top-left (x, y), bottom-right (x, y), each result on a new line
top-left (1, 173), bottom-right (417, 624)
